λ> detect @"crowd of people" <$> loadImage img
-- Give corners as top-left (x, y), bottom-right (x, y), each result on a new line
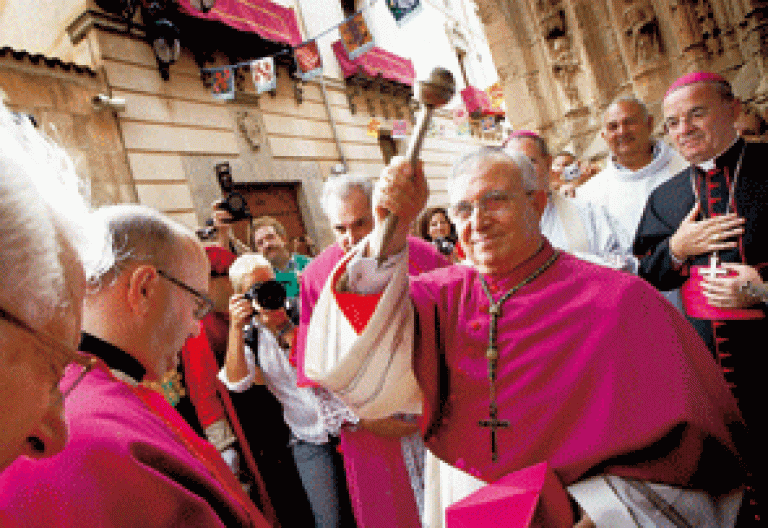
top-left (0, 70), bottom-right (763, 528)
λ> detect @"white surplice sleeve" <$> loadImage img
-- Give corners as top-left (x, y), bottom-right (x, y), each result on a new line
top-left (571, 198), bottom-right (639, 273)
top-left (303, 235), bottom-right (422, 420)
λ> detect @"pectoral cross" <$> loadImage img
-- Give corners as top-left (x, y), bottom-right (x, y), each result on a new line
top-left (700, 252), bottom-right (728, 280)
top-left (479, 402), bottom-right (509, 463)
top-left (478, 304), bottom-right (510, 462)
top-left (477, 250), bottom-right (560, 463)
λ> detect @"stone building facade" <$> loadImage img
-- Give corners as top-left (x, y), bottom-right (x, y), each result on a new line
top-left (475, 0), bottom-right (768, 155)
top-left (1, 0), bottom-right (503, 250)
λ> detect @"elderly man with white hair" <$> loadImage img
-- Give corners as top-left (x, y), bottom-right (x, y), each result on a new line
top-left (305, 149), bottom-right (748, 527)
top-left (0, 203), bottom-right (273, 527)
top-left (0, 104), bottom-right (97, 475)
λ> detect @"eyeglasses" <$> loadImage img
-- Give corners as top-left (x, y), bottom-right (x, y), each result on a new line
top-left (0, 306), bottom-right (94, 400)
top-left (157, 269), bottom-right (214, 320)
top-left (663, 105), bottom-right (709, 134)
top-left (449, 190), bottom-right (535, 222)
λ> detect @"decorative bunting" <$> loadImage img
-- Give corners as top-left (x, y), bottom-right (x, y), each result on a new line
top-left (367, 117), bottom-right (382, 137)
top-left (207, 66), bottom-right (235, 100)
top-left (392, 119), bottom-right (408, 139)
top-left (199, 0), bottom-right (425, 102)
top-left (295, 40), bottom-right (323, 80)
top-left (340, 12), bottom-right (374, 60)
top-left (251, 57), bottom-right (277, 94)
top-left (385, 0), bottom-right (422, 27)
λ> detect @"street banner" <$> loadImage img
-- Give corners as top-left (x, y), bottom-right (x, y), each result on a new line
top-left (367, 117), bottom-right (382, 137)
top-left (295, 40), bottom-right (323, 80)
top-left (385, 0), bottom-right (422, 27)
top-left (251, 57), bottom-right (277, 94)
top-left (487, 82), bottom-right (504, 108)
top-left (206, 66), bottom-right (235, 100)
top-left (392, 119), bottom-right (408, 138)
top-left (340, 12), bottom-right (374, 60)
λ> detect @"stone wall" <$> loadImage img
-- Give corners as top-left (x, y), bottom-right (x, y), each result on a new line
top-left (476, 0), bottom-right (768, 155)
top-left (82, 23), bottom-right (498, 248)
top-left (0, 49), bottom-right (135, 208)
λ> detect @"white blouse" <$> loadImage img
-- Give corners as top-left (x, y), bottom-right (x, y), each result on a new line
top-left (218, 324), bottom-right (358, 444)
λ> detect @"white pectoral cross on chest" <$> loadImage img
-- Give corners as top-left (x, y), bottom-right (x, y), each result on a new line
top-left (700, 252), bottom-right (728, 279)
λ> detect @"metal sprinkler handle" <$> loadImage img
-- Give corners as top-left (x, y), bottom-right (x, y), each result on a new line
top-left (372, 67), bottom-right (456, 265)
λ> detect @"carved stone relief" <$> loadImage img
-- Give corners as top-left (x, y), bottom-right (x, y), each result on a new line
top-left (669, 0), bottom-right (706, 52)
top-left (474, 0), bottom-right (496, 25)
top-left (669, 0), bottom-right (731, 60)
top-left (621, 0), bottom-right (664, 68)
top-left (236, 110), bottom-right (262, 151)
top-left (534, 0), bottom-right (583, 108)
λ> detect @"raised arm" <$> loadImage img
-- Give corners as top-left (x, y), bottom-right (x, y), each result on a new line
top-left (220, 293), bottom-right (265, 390)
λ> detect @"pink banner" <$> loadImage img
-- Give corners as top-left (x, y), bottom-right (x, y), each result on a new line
top-left (177, 0), bottom-right (303, 47)
top-left (461, 85), bottom-right (504, 117)
top-left (332, 40), bottom-right (415, 87)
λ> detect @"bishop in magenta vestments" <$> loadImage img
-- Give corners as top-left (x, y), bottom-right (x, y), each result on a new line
top-left (305, 238), bottom-right (747, 523)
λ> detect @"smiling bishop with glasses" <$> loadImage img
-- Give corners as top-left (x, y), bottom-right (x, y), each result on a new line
top-left (0, 204), bottom-right (272, 528)
top-left (303, 148), bottom-right (749, 527)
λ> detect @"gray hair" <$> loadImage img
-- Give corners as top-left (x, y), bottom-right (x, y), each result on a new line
top-left (85, 204), bottom-right (197, 293)
top-left (504, 132), bottom-right (550, 158)
top-left (228, 253), bottom-right (273, 294)
top-left (450, 147), bottom-right (541, 194)
top-left (606, 96), bottom-right (650, 122)
top-left (321, 174), bottom-right (373, 219)
top-left (0, 103), bottom-right (102, 326)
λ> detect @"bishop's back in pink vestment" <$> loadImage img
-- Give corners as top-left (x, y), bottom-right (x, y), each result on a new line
top-left (410, 242), bottom-right (745, 493)
top-left (0, 363), bottom-right (271, 528)
top-left (297, 237), bottom-right (449, 528)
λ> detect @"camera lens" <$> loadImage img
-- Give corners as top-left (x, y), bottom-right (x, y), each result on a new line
top-left (433, 237), bottom-right (455, 256)
top-left (245, 280), bottom-right (286, 311)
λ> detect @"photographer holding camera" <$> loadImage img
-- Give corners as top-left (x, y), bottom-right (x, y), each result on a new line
top-left (201, 163), bottom-right (310, 324)
top-left (219, 254), bottom-right (357, 528)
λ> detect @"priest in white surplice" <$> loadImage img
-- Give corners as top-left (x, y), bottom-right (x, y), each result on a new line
top-left (503, 131), bottom-right (634, 272)
top-left (304, 149), bottom-right (747, 527)
top-left (577, 97), bottom-right (687, 308)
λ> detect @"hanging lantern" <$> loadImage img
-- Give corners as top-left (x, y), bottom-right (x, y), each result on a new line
top-left (141, 0), bottom-right (167, 19)
top-left (147, 18), bottom-right (181, 80)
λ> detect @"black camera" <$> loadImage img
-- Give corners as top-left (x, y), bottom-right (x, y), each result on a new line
top-left (243, 280), bottom-right (287, 311)
top-left (433, 237), bottom-right (455, 257)
top-left (214, 162), bottom-right (252, 223)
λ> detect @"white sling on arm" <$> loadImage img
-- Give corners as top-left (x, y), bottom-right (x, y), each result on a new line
top-left (304, 236), bottom-right (422, 419)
